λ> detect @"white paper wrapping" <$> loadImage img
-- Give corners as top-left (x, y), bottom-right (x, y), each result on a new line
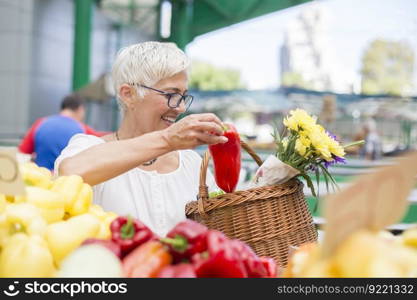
top-left (248, 155), bottom-right (300, 188)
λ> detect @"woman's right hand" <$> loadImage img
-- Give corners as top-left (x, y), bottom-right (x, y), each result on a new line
top-left (160, 113), bottom-right (228, 150)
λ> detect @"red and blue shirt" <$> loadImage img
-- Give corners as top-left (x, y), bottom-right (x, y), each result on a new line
top-left (19, 115), bottom-right (105, 170)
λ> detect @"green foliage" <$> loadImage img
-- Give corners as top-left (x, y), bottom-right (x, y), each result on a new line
top-left (361, 39), bottom-right (414, 96)
top-left (281, 71), bottom-right (313, 89)
top-left (189, 61), bottom-right (245, 91)
top-left (209, 190), bottom-right (225, 198)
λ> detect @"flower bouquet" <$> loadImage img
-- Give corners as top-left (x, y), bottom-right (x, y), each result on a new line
top-left (251, 109), bottom-right (363, 198)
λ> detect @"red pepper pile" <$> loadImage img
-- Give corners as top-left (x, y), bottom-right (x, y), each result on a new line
top-left (84, 217), bottom-right (278, 278)
top-left (208, 123), bottom-right (241, 193)
top-left (160, 220), bottom-right (278, 278)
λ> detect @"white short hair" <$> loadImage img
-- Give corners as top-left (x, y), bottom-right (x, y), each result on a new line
top-left (111, 41), bottom-right (190, 109)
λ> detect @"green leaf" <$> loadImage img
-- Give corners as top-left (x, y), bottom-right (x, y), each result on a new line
top-left (319, 164), bottom-right (330, 193)
top-left (315, 167), bottom-right (320, 199)
top-left (343, 140), bottom-right (365, 149)
top-left (300, 173), bottom-right (317, 198)
top-left (320, 165), bottom-right (340, 193)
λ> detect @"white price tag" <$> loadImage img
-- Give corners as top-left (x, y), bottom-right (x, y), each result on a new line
top-left (322, 151), bottom-right (417, 258)
top-left (0, 148), bottom-right (25, 196)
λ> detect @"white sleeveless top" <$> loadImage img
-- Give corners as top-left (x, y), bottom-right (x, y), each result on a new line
top-left (54, 134), bottom-right (217, 237)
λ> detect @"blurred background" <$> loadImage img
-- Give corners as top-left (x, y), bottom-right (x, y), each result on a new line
top-left (1, 0), bottom-right (416, 226)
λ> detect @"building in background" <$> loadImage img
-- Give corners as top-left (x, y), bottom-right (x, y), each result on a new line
top-left (0, 0), bottom-right (153, 141)
top-left (279, 3), bottom-right (358, 93)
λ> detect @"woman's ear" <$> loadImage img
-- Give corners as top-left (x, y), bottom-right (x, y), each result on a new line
top-left (119, 84), bottom-right (136, 109)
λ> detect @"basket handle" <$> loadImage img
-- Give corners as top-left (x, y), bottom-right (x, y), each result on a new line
top-left (197, 140), bottom-right (264, 215)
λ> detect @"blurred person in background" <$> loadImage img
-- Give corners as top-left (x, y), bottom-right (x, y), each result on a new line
top-left (19, 93), bottom-right (106, 170)
top-left (55, 41), bottom-right (225, 237)
top-left (359, 117), bottom-right (382, 160)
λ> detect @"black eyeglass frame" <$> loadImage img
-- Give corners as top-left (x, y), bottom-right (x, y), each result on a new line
top-left (134, 84), bottom-right (194, 111)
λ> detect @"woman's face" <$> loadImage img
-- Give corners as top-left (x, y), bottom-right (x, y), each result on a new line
top-left (130, 71), bottom-right (189, 133)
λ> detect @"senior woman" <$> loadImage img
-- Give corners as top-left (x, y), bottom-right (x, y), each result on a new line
top-left (55, 41), bottom-right (226, 237)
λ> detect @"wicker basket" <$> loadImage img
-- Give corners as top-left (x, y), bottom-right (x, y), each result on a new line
top-left (185, 141), bottom-right (318, 267)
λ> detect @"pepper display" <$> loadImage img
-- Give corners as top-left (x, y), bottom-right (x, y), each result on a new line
top-left (161, 219), bottom-right (208, 263)
top-left (110, 216), bottom-right (156, 257)
top-left (1, 158), bottom-right (280, 278)
top-left (208, 123), bottom-right (241, 193)
top-left (122, 241), bottom-right (172, 277)
top-left (159, 220), bottom-right (278, 278)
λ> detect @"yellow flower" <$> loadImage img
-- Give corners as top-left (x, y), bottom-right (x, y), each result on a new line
top-left (299, 134), bottom-right (311, 148)
top-left (295, 139), bottom-right (307, 156)
top-left (328, 139), bottom-right (345, 158)
top-left (295, 135), bottom-right (312, 157)
top-left (283, 116), bottom-right (299, 131)
top-left (283, 109), bottom-right (317, 133)
top-left (309, 128), bottom-right (332, 161)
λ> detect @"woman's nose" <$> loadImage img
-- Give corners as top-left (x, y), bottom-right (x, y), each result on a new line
top-left (175, 100), bottom-right (187, 114)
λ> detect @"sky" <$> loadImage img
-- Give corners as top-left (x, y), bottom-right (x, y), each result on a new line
top-left (186, 0), bottom-right (417, 91)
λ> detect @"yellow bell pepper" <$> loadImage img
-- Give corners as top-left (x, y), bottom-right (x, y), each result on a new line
top-left (88, 204), bottom-right (117, 221)
top-left (0, 233), bottom-right (55, 277)
top-left (96, 223), bottom-right (111, 240)
top-left (88, 205), bottom-right (118, 239)
top-left (0, 194), bottom-right (7, 213)
top-left (69, 183), bottom-right (93, 216)
top-left (0, 215), bottom-right (7, 248)
top-left (50, 175), bottom-right (92, 216)
top-left (104, 212), bottom-right (118, 224)
top-left (20, 162), bottom-right (52, 189)
top-left (1, 203), bottom-right (47, 245)
top-left (402, 228), bottom-right (417, 248)
top-left (45, 213), bottom-right (100, 265)
top-left (88, 204), bottom-right (105, 218)
top-left (96, 213), bottom-right (117, 240)
top-left (15, 186), bottom-right (65, 223)
top-left (4, 195), bottom-right (15, 203)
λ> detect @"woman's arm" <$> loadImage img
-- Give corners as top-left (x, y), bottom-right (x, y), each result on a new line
top-left (58, 131), bottom-right (170, 186)
top-left (58, 113), bottom-right (226, 186)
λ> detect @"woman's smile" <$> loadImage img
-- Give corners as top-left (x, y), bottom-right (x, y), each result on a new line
top-left (161, 115), bottom-right (177, 127)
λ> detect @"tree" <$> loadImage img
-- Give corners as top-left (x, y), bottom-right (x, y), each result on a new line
top-left (189, 61), bottom-right (245, 91)
top-left (360, 39), bottom-right (414, 96)
top-left (281, 71), bottom-right (312, 89)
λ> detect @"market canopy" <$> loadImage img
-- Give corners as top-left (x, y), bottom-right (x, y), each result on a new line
top-left (74, 0), bottom-right (312, 90)
top-left (168, 0), bottom-right (312, 48)
top-left (97, 0), bottom-right (312, 48)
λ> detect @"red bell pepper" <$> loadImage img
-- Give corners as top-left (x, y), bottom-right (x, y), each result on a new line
top-left (110, 216), bottom-right (157, 257)
top-left (228, 239), bottom-right (272, 278)
top-left (160, 220), bottom-right (208, 263)
top-left (157, 263), bottom-right (197, 278)
top-left (208, 123), bottom-right (241, 193)
top-left (81, 238), bottom-right (122, 258)
top-left (259, 257), bottom-right (278, 278)
top-left (192, 230), bottom-right (248, 278)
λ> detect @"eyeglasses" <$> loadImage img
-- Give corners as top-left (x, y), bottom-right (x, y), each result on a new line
top-left (136, 84), bottom-right (194, 111)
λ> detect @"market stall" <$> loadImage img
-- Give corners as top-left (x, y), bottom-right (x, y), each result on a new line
top-left (0, 109), bottom-right (416, 278)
